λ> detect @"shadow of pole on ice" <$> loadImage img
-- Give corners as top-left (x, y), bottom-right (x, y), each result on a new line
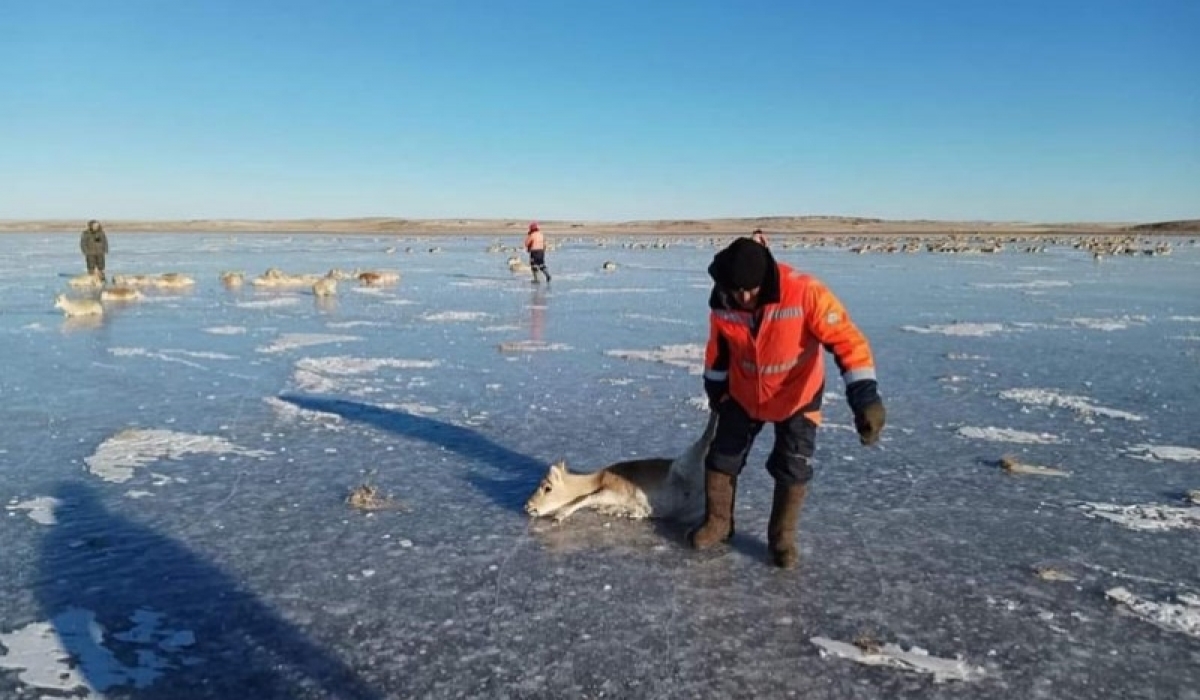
top-left (277, 394), bottom-right (545, 513)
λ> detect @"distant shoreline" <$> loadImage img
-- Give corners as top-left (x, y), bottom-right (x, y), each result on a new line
top-left (1, 216), bottom-right (1196, 236)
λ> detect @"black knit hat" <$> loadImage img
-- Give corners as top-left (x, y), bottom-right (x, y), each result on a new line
top-left (708, 237), bottom-right (769, 290)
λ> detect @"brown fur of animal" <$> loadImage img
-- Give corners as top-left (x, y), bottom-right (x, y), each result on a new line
top-left (100, 286), bottom-right (143, 302)
top-left (111, 273), bottom-right (195, 289)
top-left (153, 273), bottom-right (195, 289)
top-left (312, 276), bottom-right (338, 297)
top-left (112, 274), bottom-right (156, 287)
top-left (252, 269), bottom-right (322, 287)
top-left (325, 268), bottom-right (359, 281)
top-left (220, 271), bottom-right (245, 287)
top-left (358, 270), bottom-right (400, 286)
top-left (68, 272), bottom-right (103, 288)
top-left (525, 412), bottom-right (717, 522)
top-left (54, 293), bottom-right (104, 317)
top-left (999, 454), bottom-right (1070, 477)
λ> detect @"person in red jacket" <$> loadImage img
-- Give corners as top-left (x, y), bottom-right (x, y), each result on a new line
top-left (691, 237), bottom-right (886, 568)
top-left (524, 222), bottom-right (551, 283)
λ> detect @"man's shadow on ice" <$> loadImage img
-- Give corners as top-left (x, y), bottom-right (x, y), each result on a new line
top-left (36, 481), bottom-right (382, 700)
top-left (278, 394), bottom-right (545, 513)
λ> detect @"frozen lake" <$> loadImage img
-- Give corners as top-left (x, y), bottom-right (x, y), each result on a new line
top-left (2, 232), bottom-right (1198, 699)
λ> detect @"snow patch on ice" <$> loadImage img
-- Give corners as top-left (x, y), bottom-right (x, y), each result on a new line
top-left (236, 297), bottom-right (300, 309)
top-left (175, 350), bottom-right (236, 360)
top-left (113, 348), bottom-right (237, 362)
top-left (1122, 444), bottom-right (1200, 463)
top-left (902, 322), bottom-right (1007, 337)
top-left (450, 279), bottom-right (527, 290)
top-left (956, 426), bottom-right (1064, 444)
top-left (0, 608), bottom-right (191, 695)
top-left (257, 333), bottom-right (361, 354)
top-left (202, 325), bottom-right (247, 335)
top-left (85, 429), bottom-right (273, 483)
top-left (497, 341), bottom-right (574, 352)
top-left (421, 310), bottom-right (491, 322)
top-left (1077, 502), bottom-right (1200, 532)
top-left (1106, 587), bottom-right (1200, 638)
top-left (290, 356), bottom-right (437, 395)
top-left (999, 388), bottom-right (1145, 421)
top-left (296, 356), bottom-right (439, 375)
top-left (1168, 316), bottom-right (1200, 323)
top-left (479, 324), bottom-right (521, 333)
top-left (293, 369), bottom-right (342, 394)
top-left (6, 496), bottom-right (62, 525)
top-left (263, 396), bottom-right (344, 429)
top-left (325, 320), bottom-right (388, 328)
top-left (375, 401), bottom-right (439, 415)
top-left (972, 280), bottom-right (1071, 290)
top-left (606, 344), bottom-right (705, 374)
top-left (810, 637), bottom-right (985, 683)
top-left (108, 347), bottom-right (220, 370)
top-left (621, 313), bottom-right (692, 326)
top-left (1063, 315), bottom-right (1148, 331)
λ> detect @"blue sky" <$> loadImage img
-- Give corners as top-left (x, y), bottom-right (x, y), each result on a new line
top-left (2, 0), bottom-right (1196, 222)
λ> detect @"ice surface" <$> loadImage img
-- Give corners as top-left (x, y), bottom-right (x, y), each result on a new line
top-left (1, 232), bottom-right (1198, 698)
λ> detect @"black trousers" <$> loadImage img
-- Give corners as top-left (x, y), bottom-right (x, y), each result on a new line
top-left (705, 399), bottom-right (818, 485)
top-left (85, 254), bottom-right (106, 275)
top-left (529, 249), bottom-right (547, 271)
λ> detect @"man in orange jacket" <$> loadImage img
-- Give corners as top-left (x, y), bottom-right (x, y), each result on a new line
top-left (691, 237), bottom-right (886, 568)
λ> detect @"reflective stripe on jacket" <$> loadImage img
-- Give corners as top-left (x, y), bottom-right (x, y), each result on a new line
top-left (525, 230), bottom-right (545, 252)
top-left (704, 262), bottom-right (875, 423)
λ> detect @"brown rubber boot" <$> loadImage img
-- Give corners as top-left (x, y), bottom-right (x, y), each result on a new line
top-left (767, 481), bottom-right (808, 568)
top-left (689, 470), bottom-right (737, 549)
top-left (728, 474), bottom-right (737, 537)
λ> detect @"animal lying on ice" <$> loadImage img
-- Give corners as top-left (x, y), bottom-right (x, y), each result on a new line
top-left (524, 412), bottom-right (717, 523)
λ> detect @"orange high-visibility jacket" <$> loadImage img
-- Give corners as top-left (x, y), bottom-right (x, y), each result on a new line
top-left (704, 262), bottom-right (876, 423)
top-left (525, 230), bottom-right (545, 252)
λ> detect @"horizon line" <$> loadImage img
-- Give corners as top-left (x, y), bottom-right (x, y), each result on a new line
top-left (5, 214), bottom-right (1195, 226)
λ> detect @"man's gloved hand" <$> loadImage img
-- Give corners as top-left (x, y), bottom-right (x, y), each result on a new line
top-left (704, 378), bottom-right (728, 411)
top-left (846, 379), bottom-right (886, 445)
top-left (853, 401), bottom-right (886, 445)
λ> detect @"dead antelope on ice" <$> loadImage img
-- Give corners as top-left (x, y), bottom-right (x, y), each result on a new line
top-left (525, 412), bottom-right (717, 523)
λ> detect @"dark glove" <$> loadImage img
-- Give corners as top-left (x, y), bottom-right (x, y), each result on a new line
top-left (704, 378), bottom-right (729, 411)
top-left (853, 401), bottom-right (886, 445)
top-left (847, 379), bottom-right (886, 445)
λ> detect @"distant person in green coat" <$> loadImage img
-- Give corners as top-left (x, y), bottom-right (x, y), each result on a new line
top-left (80, 220), bottom-right (109, 281)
